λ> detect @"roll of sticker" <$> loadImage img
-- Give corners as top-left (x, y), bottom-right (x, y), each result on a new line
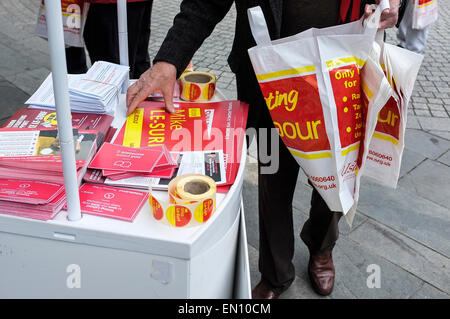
top-left (149, 174), bottom-right (217, 228)
top-left (179, 71), bottom-right (216, 102)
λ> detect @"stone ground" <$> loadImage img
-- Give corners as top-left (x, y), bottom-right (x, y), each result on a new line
top-left (0, 0), bottom-right (448, 299)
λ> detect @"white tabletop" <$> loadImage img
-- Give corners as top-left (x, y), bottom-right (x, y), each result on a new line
top-left (0, 90), bottom-right (247, 260)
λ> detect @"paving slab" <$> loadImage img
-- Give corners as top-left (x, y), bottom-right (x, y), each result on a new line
top-left (0, 31), bottom-right (51, 70)
top-left (428, 130), bottom-right (450, 141)
top-left (292, 180), bottom-right (313, 216)
top-left (398, 148), bottom-right (426, 178)
top-left (399, 159), bottom-right (450, 209)
top-left (332, 236), bottom-right (424, 298)
top-left (247, 244), bottom-right (261, 290)
top-left (242, 179), bottom-right (259, 249)
top-left (357, 178), bottom-right (450, 257)
top-left (290, 213), bottom-right (424, 298)
top-left (416, 117), bottom-right (450, 131)
top-left (410, 283), bottom-right (450, 299)
top-left (8, 66), bottom-right (50, 96)
top-left (348, 221), bottom-right (450, 294)
top-left (404, 129), bottom-right (450, 160)
top-left (280, 275), bottom-right (325, 299)
top-left (437, 150), bottom-right (450, 166)
top-left (406, 116), bottom-right (421, 129)
top-left (0, 42), bottom-right (38, 78)
top-left (0, 80), bottom-right (29, 125)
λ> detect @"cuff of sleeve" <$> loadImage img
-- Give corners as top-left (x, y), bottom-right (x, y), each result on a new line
top-left (153, 56), bottom-right (188, 80)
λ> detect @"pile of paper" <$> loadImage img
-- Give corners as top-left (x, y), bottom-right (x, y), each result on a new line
top-left (26, 61), bottom-right (129, 114)
top-left (0, 179), bottom-right (66, 221)
top-left (2, 107), bottom-right (116, 146)
top-left (0, 127), bottom-right (98, 185)
top-left (66, 184), bottom-right (148, 222)
top-left (87, 143), bottom-right (178, 183)
top-left (101, 100), bottom-right (247, 191)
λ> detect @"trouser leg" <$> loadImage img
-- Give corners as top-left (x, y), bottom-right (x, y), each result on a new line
top-left (256, 113), bottom-right (299, 292)
top-left (65, 46), bottom-right (87, 74)
top-left (83, 4), bottom-right (120, 64)
top-left (300, 185), bottom-right (342, 255)
top-left (128, 1), bottom-right (152, 79)
top-left (397, 0), bottom-right (430, 53)
top-left (83, 2), bottom-right (152, 76)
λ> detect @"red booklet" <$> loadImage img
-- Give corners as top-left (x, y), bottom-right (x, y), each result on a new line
top-left (113, 100), bottom-right (249, 186)
top-left (0, 127), bottom-right (98, 172)
top-left (105, 167), bottom-right (176, 180)
top-left (2, 107), bottom-right (113, 146)
top-left (0, 191), bottom-right (67, 221)
top-left (102, 145), bottom-right (177, 176)
top-left (88, 143), bottom-right (164, 173)
top-left (0, 179), bottom-right (64, 205)
top-left (74, 184), bottom-right (148, 222)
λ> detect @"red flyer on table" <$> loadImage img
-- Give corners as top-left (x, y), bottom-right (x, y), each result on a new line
top-left (75, 183), bottom-right (148, 222)
top-left (105, 166), bottom-right (176, 180)
top-left (113, 100), bottom-right (249, 186)
top-left (88, 143), bottom-right (164, 173)
top-left (102, 148), bottom-right (177, 177)
top-left (0, 179), bottom-right (64, 204)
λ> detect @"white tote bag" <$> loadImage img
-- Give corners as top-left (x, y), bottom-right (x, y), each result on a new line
top-left (412, 0), bottom-right (439, 30)
top-left (363, 41), bottom-right (423, 188)
top-left (36, 0), bottom-right (90, 47)
top-left (247, 1), bottom-right (389, 215)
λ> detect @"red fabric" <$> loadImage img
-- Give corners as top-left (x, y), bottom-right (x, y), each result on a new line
top-left (339, 0), bottom-right (362, 24)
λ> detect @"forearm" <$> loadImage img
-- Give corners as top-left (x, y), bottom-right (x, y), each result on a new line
top-left (154, 0), bottom-right (234, 78)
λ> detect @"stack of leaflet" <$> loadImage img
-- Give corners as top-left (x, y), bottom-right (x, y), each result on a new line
top-left (99, 100), bottom-right (248, 192)
top-left (87, 143), bottom-right (178, 185)
top-left (65, 183), bottom-right (148, 222)
top-left (0, 127), bottom-right (98, 185)
top-left (2, 107), bottom-right (116, 147)
top-left (25, 61), bottom-right (129, 114)
top-left (0, 179), bottom-right (66, 221)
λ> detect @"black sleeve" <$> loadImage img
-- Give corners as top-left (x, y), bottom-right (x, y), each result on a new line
top-left (153, 0), bottom-right (234, 78)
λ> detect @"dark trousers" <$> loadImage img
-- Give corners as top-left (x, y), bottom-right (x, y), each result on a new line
top-left (237, 69), bottom-right (342, 293)
top-left (65, 47), bottom-right (88, 74)
top-left (66, 1), bottom-right (152, 79)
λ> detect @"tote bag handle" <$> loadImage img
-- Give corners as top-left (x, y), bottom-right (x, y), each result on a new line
top-left (247, 6), bottom-right (271, 46)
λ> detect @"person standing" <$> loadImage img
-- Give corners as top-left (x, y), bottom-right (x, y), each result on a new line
top-left (126, 0), bottom-right (399, 299)
top-left (62, 0), bottom-right (153, 78)
top-left (84, 0), bottom-right (153, 79)
top-left (397, 0), bottom-right (434, 53)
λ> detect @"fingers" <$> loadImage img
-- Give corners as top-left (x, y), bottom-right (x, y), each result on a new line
top-left (126, 81), bottom-right (139, 112)
top-left (125, 62), bottom-right (178, 116)
top-left (378, 0), bottom-right (399, 29)
top-left (379, 10), bottom-right (398, 29)
top-left (364, 4), bottom-right (372, 17)
top-left (161, 84), bottom-right (175, 114)
top-left (127, 81), bottom-right (154, 116)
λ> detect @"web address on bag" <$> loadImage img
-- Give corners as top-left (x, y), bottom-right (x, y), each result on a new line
top-left (367, 150), bottom-right (393, 167)
top-left (306, 174), bottom-right (337, 191)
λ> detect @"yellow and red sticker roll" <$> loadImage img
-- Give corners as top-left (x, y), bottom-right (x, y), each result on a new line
top-left (179, 72), bottom-right (216, 102)
top-left (149, 174), bottom-right (217, 227)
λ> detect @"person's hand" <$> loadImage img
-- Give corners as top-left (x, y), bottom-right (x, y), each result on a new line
top-left (364, 0), bottom-right (400, 30)
top-left (126, 61), bottom-right (177, 115)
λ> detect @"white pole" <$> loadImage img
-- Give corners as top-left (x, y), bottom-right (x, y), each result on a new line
top-left (117, 0), bottom-right (129, 91)
top-left (45, 0), bottom-right (82, 221)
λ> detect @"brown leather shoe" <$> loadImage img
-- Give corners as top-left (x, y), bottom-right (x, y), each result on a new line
top-left (252, 281), bottom-right (280, 299)
top-left (308, 251), bottom-right (335, 296)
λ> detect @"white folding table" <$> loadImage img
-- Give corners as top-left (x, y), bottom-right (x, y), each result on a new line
top-left (0, 94), bottom-right (251, 298)
top-left (0, 0), bottom-right (251, 298)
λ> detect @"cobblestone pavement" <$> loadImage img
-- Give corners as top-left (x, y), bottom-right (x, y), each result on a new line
top-left (0, 0), bottom-right (448, 299)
